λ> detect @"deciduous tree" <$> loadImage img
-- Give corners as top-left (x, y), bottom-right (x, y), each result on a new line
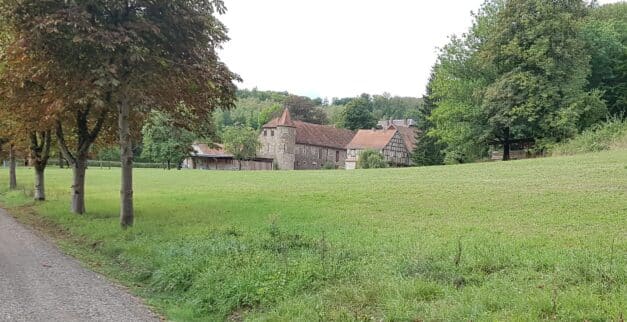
top-left (1, 0), bottom-right (239, 227)
top-left (141, 111), bottom-right (195, 170)
top-left (283, 95), bottom-right (328, 124)
top-left (341, 94), bottom-right (377, 131)
top-left (222, 126), bottom-right (261, 170)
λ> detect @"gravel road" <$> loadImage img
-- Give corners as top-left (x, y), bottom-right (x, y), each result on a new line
top-left (0, 209), bottom-right (161, 322)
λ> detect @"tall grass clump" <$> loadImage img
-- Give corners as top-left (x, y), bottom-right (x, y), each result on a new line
top-left (552, 118), bottom-right (627, 156)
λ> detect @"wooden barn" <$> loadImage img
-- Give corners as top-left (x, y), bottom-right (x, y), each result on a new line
top-left (183, 143), bottom-right (273, 171)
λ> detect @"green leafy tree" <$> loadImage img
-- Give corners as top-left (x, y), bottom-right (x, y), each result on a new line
top-left (283, 95), bottom-right (328, 124)
top-left (222, 126), bottom-right (261, 170)
top-left (430, 0), bottom-right (607, 162)
top-left (413, 70), bottom-right (446, 166)
top-left (141, 111), bottom-right (196, 170)
top-left (214, 89), bottom-right (291, 132)
top-left (258, 104), bottom-right (283, 127)
top-left (583, 2), bottom-right (627, 117)
top-left (480, 0), bottom-right (604, 160)
top-left (357, 149), bottom-right (388, 169)
top-left (341, 94), bottom-right (377, 130)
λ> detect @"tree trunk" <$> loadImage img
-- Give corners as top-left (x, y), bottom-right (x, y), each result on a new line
top-left (71, 157), bottom-right (87, 214)
top-left (167, 160), bottom-right (171, 170)
top-left (30, 131), bottom-right (52, 201)
top-left (502, 128), bottom-right (511, 161)
top-left (59, 151), bottom-right (64, 169)
top-left (9, 144), bottom-right (17, 190)
top-left (119, 98), bottom-right (134, 228)
top-left (34, 167), bottom-right (45, 201)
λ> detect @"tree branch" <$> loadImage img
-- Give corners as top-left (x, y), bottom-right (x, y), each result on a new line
top-left (56, 120), bottom-right (77, 165)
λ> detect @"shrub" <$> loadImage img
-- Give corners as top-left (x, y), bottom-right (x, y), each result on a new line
top-left (322, 162), bottom-right (336, 170)
top-left (357, 149), bottom-right (388, 169)
top-left (551, 118), bottom-right (627, 156)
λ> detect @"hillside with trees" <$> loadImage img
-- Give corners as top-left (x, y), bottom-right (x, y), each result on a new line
top-left (419, 0), bottom-right (627, 164)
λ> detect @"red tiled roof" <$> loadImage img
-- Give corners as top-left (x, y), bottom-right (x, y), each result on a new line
top-left (293, 121), bottom-right (355, 149)
top-left (346, 129), bottom-right (397, 150)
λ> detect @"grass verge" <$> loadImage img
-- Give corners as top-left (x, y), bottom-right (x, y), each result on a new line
top-left (1, 150), bottom-right (626, 321)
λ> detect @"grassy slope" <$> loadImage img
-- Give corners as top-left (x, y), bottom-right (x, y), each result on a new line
top-left (1, 151), bottom-right (626, 321)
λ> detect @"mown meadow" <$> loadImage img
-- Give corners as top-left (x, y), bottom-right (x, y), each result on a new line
top-left (1, 150), bottom-right (626, 321)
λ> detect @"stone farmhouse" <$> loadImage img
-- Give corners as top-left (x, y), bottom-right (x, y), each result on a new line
top-left (345, 124), bottom-right (418, 170)
top-left (258, 109), bottom-right (355, 170)
top-left (184, 111), bottom-right (418, 171)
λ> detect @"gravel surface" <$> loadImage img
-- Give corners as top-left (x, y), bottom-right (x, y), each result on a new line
top-left (0, 209), bottom-right (161, 322)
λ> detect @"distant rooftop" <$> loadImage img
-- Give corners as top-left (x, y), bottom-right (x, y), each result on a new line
top-left (263, 109), bottom-right (355, 149)
top-left (346, 128), bottom-right (397, 150)
top-left (191, 143), bottom-right (233, 158)
top-left (377, 119), bottom-right (416, 128)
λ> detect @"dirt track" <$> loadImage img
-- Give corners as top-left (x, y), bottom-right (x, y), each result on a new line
top-left (0, 209), bottom-right (160, 322)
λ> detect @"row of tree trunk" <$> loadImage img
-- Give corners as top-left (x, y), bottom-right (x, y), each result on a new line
top-left (5, 107), bottom-right (110, 219)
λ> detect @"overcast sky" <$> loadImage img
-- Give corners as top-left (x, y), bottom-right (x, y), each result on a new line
top-left (219, 0), bottom-right (622, 99)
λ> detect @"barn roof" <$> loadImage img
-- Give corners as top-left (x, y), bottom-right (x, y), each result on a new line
top-left (346, 128), bottom-right (397, 150)
top-left (191, 143), bottom-right (233, 158)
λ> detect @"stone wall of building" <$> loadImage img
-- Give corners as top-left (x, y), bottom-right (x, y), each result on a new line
top-left (258, 128), bottom-right (278, 159)
top-left (276, 126), bottom-right (296, 170)
top-left (294, 144), bottom-right (347, 170)
top-left (258, 125), bottom-right (297, 170)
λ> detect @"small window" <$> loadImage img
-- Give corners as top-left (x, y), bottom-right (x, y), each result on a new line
top-left (319, 148), bottom-right (323, 159)
top-left (263, 130), bottom-right (267, 136)
top-left (271, 130), bottom-right (275, 137)
top-left (336, 150), bottom-right (340, 162)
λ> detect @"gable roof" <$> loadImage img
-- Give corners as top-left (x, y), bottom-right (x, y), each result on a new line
top-left (390, 125), bottom-right (419, 152)
top-left (263, 108), bottom-right (295, 128)
top-left (346, 128), bottom-right (397, 150)
top-left (277, 108), bottom-right (295, 127)
top-left (293, 121), bottom-right (355, 150)
top-left (191, 143), bottom-right (233, 158)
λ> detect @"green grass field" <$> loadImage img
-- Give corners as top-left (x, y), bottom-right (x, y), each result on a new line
top-left (1, 151), bottom-right (626, 321)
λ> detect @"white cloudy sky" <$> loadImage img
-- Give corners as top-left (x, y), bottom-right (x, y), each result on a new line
top-left (219, 0), bottom-right (621, 99)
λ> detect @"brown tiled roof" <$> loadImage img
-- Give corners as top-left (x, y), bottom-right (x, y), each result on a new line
top-left (277, 108), bottom-right (295, 127)
top-left (262, 109), bottom-right (355, 149)
top-left (263, 108), bottom-right (295, 128)
top-left (293, 121), bottom-right (355, 149)
top-left (346, 129), bottom-right (397, 150)
top-left (191, 143), bottom-right (233, 158)
top-left (391, 125), bottom-right (420, 152)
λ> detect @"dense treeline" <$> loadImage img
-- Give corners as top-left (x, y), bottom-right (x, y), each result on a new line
top-left (213, 89), bottom-right (424, 133)
top-left (416, 0), bottom-right (627, 164)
